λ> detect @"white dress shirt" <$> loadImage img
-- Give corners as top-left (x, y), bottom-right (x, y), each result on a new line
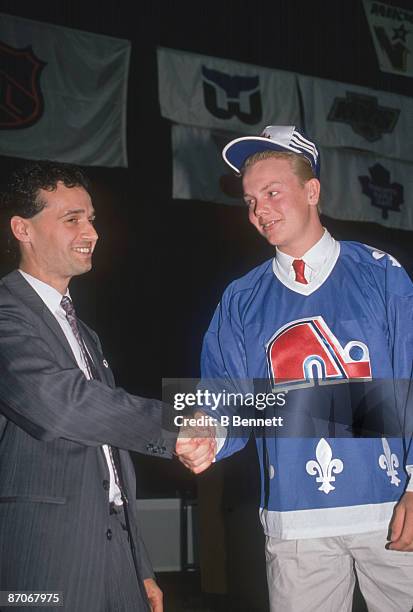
top-left (273, 228), bottom-right (340, 294)
top-left (19, 270), bottom-right (122, 505)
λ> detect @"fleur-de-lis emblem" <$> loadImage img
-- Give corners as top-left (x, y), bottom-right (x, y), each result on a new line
top-left (378, 438), bottom-right (400, 486)
top-left (306, 438), bottom-right (344, 494)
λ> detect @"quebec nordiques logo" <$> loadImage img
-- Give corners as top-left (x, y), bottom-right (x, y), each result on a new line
top-left (266, 316), bottom-right (371, 392)
top-left (0, 41), bottom-right (46, 129)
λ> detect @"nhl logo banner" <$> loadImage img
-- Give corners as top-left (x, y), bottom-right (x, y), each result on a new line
top-left (0, 13), bottom-right (130, 166)
top-left (0, 40), bottom-right (46, 129)
top-left (157, 47), bottom-right (301, 133)
top-left (362, 0), bottom-right (413, 77)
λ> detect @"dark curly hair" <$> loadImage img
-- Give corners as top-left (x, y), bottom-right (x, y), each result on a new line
top-left (0, 160), bottom-right (91, 262)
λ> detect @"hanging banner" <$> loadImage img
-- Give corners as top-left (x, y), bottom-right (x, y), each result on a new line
top-left (298, 74), bottom-right (413, 163)
top-left (321, 146), bottom-right (413, 230)
top-left (172, 124), bottom-right (243, 206)
top-left (160, 47), bottom-right (413, 163)
top-left (0, 13), bottom-right (130, 166)
top-left (362, 0), bottom-right (413, 77)
top-left (172, 124), bottom-right (413, 231)
top-left (158, 47), bottom-right (301, 133)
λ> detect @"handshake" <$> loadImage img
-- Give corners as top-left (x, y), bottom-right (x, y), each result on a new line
top-left (175, 410), bottom-right (217, 474)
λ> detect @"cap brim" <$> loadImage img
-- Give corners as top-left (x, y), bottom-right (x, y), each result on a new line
top-left (222, 135), bottom-right (319, 178)
top-left (222, 136), bottom-right (300, 174)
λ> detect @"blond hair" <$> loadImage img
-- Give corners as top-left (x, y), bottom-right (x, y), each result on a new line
top-left (242, 150), bottom-right (315, 186)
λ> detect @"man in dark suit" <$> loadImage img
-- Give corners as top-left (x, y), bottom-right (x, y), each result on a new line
top-left (0, 161), bottom-right (179, 611)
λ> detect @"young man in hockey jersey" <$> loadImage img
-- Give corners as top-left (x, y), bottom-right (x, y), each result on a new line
top-left (180, 126), bottom-right (413, 611)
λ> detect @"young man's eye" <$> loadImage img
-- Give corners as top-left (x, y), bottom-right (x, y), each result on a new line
top-left (269, 191), bottom-right (278, 197)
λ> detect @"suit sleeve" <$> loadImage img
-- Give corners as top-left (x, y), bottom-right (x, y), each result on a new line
top-left (136, 533), bottom-right (155, 580)
top-left (0, 301), bottom-right (177, 456)
top-left (200, 284), bottom-right (252, 460)
top-left (384, 258), bottom-right (413, 490)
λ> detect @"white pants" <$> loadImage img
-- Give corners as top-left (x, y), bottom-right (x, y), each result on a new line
top-left (265, 531), bottom-right (413, 612)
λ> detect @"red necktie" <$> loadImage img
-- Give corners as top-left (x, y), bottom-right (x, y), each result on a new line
top-left (292, 259), bottom-right (308, 284)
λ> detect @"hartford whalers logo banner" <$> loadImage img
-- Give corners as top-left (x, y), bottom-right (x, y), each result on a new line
top-left (362, 0), bottom-right (413, 77)
top-left (157, 47), bottom-right (301, 133)
top-left (0, 13), bottom-right (130, 166)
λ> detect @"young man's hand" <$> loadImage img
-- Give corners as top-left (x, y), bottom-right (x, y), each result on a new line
top-left (388, 491), bottom-right (413, 551)
top-left (175, 411), bottom-right (216, 474)
top-left (144, 578), bottom-right (163, 612)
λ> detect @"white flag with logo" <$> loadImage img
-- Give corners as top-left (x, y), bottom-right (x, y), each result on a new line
top-left (362, 0), bottom-right (413, 77)
top-left (0, 13), bottom-right (130, 166)
top-left (298, 74), bottom-right (413, 163)
top-left (172, 124), bottom-right (244, 205)
top-left (321, 147), bottom-right (413, 230)
top-left (158, 47), bottom-right (301, 133)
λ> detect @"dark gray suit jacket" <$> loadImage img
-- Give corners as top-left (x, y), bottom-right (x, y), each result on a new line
top-left (0, 271), bottom-right (176, 611)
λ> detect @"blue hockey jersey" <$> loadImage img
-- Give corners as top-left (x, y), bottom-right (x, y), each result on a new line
top-left (201, 240), bottom-right (413, 539)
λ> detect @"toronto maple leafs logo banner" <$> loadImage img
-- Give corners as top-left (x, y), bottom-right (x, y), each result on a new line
top-left (321, 147), bottom-right (413, 230)
top-left (362, 0), bottom-right (413, 78)
top-left (0, 13), bottom-right (130, 167)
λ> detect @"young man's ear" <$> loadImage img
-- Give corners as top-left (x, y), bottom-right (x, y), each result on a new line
top-left (10, 216), bottom-right (32, 245)
top-left (306, 178), bottom-right (321, 208)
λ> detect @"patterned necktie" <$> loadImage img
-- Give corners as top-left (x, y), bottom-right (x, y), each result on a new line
top-left (60, 296), bottom-right (124, 501)
top-left (292, 259), bottom-right (308, 285)
top-left (60, 296), bottom-right (94, 379)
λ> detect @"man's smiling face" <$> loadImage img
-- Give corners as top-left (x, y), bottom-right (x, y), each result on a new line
top-left (16, 181), bottom-right (98, 291)
top-left (242, 156), bottom-right (321, 257)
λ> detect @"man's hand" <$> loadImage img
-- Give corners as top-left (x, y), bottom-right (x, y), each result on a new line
top-left (144, 578), bottom-right (163, 612)
top-left (388, 491), bottom-right (413, 551)
top-left (175, 411), bottom-right (217, 474)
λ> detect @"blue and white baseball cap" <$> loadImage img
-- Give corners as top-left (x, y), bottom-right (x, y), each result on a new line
top-left (222, 125), bottom-right (320, 178)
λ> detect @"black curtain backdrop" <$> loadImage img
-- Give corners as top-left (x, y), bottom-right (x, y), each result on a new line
top-left (1, 0), bottom-right (412, 498)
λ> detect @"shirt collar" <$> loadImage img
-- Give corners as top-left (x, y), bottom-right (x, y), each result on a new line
top-left (275, 229), bottom-right (335, 277)
top-left (18, 270), bottom-right (70, 316)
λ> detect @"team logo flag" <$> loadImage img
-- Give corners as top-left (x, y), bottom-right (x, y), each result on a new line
top-left (0, 13), bottom-right (130, 166)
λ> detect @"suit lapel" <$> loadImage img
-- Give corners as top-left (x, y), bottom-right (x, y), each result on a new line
top-left (3, 270), bottom-right (85, 367)
top-left (78, 321), bottom-right (113, 387)
top-left (3, 270), bottom-right (114, 387)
